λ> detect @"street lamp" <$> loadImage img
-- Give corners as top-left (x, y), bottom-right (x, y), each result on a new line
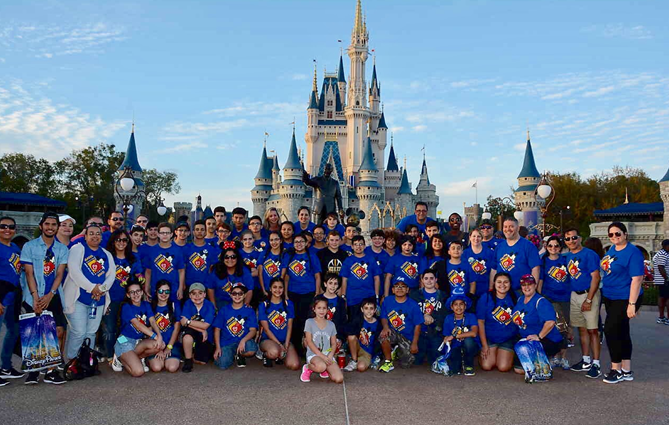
top-left (481, 211), bottom-right (492, 221)
top-left (513, 210), bottom-right (524, 222)
top-left (157, 196), bottom-right (167, 216)
top-left (559, 205), bottom-right (571, 235)
top-left (115, 166), bottom-right (145, 228)
top-left (533, 172), bottom-right (556, 238)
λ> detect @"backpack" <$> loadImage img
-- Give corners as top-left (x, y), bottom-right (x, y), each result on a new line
top-left (64, 337), bottom-right (102, 381)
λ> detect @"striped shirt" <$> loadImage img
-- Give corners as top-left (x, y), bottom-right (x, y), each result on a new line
top-left (652, 249), bottom-right (669, 285)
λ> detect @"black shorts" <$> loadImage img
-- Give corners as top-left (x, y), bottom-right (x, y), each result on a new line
top-left (659, 283), bottom-right (669, 299)
top-left (23, 293), bottom-right (67, 328)
top-left (182, 327), bottom-right (213, 363)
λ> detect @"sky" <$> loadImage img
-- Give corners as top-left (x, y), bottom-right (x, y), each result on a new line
top-left (1, 0), bottom-right (668, 218)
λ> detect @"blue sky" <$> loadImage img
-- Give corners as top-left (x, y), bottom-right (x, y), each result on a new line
top-left (1, 0), bottom-right (668, 218)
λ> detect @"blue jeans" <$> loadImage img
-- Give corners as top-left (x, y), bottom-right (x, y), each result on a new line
top-left (446, 337), bottom-right (480, 371)
top-left (0, 295), bottom-right (20, 370)
top-left (102, 301), bottom-right (122, 358)
top-left (65, 301), bottom-right (104, 360)
top-left (415, 331), bottom-right (442, 365)
top-left (214, 339), bottom-right (258, 370)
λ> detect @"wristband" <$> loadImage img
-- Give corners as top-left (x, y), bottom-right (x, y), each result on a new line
top-left (151, 332), bottom-right (157, 339)
top-left (167, 344), bottom-right (173, 350)
top-left (629, 302), bottom-right (636, 306)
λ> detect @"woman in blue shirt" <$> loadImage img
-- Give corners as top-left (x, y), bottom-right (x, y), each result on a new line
top-left (463, 229), bottom-right (495, 297)
top-left (477, 272), bottom-right (518, 372)
top-left (600, 222), bottom-right (644, 384)
top-left (258, 231), bottom-right (283, 295)
top-left (207, 244), bottom-right (254, 309)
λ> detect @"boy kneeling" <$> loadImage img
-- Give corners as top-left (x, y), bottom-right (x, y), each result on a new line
top-left (180, 283), bottom-right (216, 373)
top-left (213, 283), bottom-right (258, 369)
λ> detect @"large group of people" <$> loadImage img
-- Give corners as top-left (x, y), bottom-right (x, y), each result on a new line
top-left (0, 201), bottom-right (647, 387)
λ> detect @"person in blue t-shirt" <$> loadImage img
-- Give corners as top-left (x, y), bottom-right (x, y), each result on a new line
top-left (294, 206), bottom-right (316, 234)
top-left (341, 235), bottom-right (381, 325)
top-left (511, 274), bottom-right (562, 376)
top-left (410, 269), bottom-right (448, 366)
top-left (479, 219), bottom-right (502, 252)
top-left (229, 207), bottom-right (249, 242)
top-left (180, 283), bottom-right (217, 373)
top-left (206, 245), bottom-right (254, 309)
top-left (258, 277), bottom-right (300, 370)
top-left (258, 231), bottom-right (283, 294)
top-left (365, 229), bottom-right (391, 272)
top-left (443, 294), bottom-right (480, 376)
top-left (463, 229), bottom-right (495, 297)
top-left (405, 224), bottom-right (426, 256)
top-left (396, 202), bottom-right (435, 246)
top-left (379, 278), bottom-right (423, 372)
top-left (280, 221), bottom-right (295, 251)
top-left (0, 216), bottom-right (24, 383)
top-left (143, 222), bottom-right (185, 302)
top-left (113, 280), bottom-right (164, 377)
top-left (239, 230), bottom-right (262, 300)
top-left (490, 217), bottom-right (541, 292)
top-left (599, 222), bottom-right (644, 384)
top-left (477, 272), bottom-right (518, 373)
top-left (424, 234), bottom-right (446, 271)
top-left (248, 215), bottom-right (269, 254)
top-left (323, 212), bottom-right (346, 237)
top-left (383, 235), bottom-right (423, 296)
top-left (446, 240), bottom-right (476, 298)
top-left (183, 220), bottom-right (221, 293)
top-left (213, 282), bottom-right (258, 369)
top-left (147, 280), bottom-right (182, 373)
top-left (344, 298), bottom-right (381, 373)
top-left (311, 225), bottom-right (327, 252)
top-left (204, 216), bottom-right (219, 247)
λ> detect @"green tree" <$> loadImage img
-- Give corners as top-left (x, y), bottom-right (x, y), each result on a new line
top-left (142, 168), bottom-right (181, 220)
top-left (483, 195), bottom-right (516, 224)
top-left (0, 153), bottom-right (59, 196)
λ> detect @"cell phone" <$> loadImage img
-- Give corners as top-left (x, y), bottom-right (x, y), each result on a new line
top-left (117, 335), bottom-right (129, 344)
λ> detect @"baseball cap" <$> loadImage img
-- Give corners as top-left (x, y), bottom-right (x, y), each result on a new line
top-left (58, 214), bottom-right (76, 225)
top-left (230, 282), bottom-right (248, 293)
top-left (39, 211), bottom-right (60, 225)
top-left (189, 283), bottom-right (206, 293)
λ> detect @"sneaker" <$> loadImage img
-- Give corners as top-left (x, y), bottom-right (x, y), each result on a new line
top-left (0, 377), bottom-right (8, 387)
top-left (275, 358), bottom-right (284, 366)
top-left (0, 367), bottom-right (25, 379)
top-left (379, 360), bottom-right (394, 373)
top-left (464, 366), bottom-right (475, 376)
top-left (255, 351), bottom-right (264, 360)
top-left (300, 364), bottom-right (312, 382)
top-left (370, 355), bottom-right (381, 370)
top-left (586, 364), bottom-right (601, 379)
top-left (570, 360), bottom-right (592, 372)
top-left (622, 370), bottom-right (634, 381)
top-left (664, 319), bottom-right (669, 326)
top-left (603, 369), bottom-right (624, 384)
top-left (549, 356), bottom-right (559, 367)
top-left (657, 317), bottom-right (666, 324)
top-left (235, 355), bottom-right (246, 368)
top-left (25, 372), bottom-right (40, 385)
top-left (391, 346), bottom-right (398, 361)
top-left (343, 360), bottom-right (358, 372)
top-left (141, 358), bottom-right (149, 373)
top-left (182, 359), bottom-right (193, 373)
top-left (319, 370), bottom-right (330, 379)
top-left (262, 354), bottom-right (273, 368)
top-left (560, 358), bottom-right (570, 370)
top-left (43, 371), bottom-right (66, 385)
top-left (111, 354), bottom-right (123, 372)
top-left (99, 356), bottom-right (107, 363)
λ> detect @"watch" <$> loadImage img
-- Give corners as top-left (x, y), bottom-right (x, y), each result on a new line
top-left (51, 289), bottom-right (58, 295)
top-left (186, 319), bottom-right (192, 327)
top-left (585, 298), bottom-right (592, 304)
top-left (629, 302), bottom-right (636, 306)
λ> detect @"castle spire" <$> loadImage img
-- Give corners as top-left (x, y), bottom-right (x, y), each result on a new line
top-left (284, 128), bottom-right (302, 170)
top-left (337, 54), bottom-right (346, 83)
top-left (312, 61), bottom-right (318, 94)
top-left (398, 167), bottom-right (412, 195)
top-left (386, 136), bottom-right (399, 171)
top-left (119, 125), bottom-right (142, 172)
top-left (517, 132), bottom-right (540, 179)
top-left (354, 0), bottom-right (364, 36)
top-left (359, 137), bottom-right (377, 172)
top-left (254, 144), bottom-right (272, 180)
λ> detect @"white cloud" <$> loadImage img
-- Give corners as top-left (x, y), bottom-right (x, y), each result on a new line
top-left (583, 86), bottom-right (615, 98)
top-left (439, 177), bottom-right (493, 196)
top-left (161, 142), bottom-right (209, 153)
top-left (412, 125), bottom-right (427, 132)
top-left (582, 24), bottom-right (653, 40)
top-left (203, 101), bottom-right (303, 118)
top-left (292, 74), bottom-right (307, 81)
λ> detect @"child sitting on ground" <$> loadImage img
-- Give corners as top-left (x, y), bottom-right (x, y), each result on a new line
top-left (212, 282), bottom-right (258, 369)
top-left (300, 295), bottom-right (344, 384)
top-left (343, 297), bottom-right (381, 372)
top-left (442, 294), bottom-right (480, 376)
top-left (180, 283), bottom-right (217, 373)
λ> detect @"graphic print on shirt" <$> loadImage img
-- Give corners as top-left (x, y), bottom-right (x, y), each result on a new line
top-left (155, 253), bottom-right (174, 274)
top-left (84, 254), bottom-right (106, 277)
top-left (387, 310), bottom-right (406, 332)
top-left (9, 252), bottom-right (21, 275)
top-left (243, 256), bottom-right (258, 269)
top-left (400, 260), bottom-right (419, 278)
top-left (468, 257), bottom-right (487, 275)
top-left (451, 323), bottom-right (470, 337)
top-left (326, 259), bottom-right (343, 274)
top-left (43, 250), bottom-right (56, 278)
top-left (188, 250), bottom-right (208, 272)
top-left (226, 316), bottom-right (245, 337)
top-left (359, 327), bottom-right (372, 347)
top-left (326, 305), bottom-right (336, 320)
top-left (491, 305), bottom-right (513, 325)
top-left (419, 296), bottom-right (441, 315)
top-left (263, 258), bottom-right (281, 277)
top-left (499, 253), bottom-right (516, 271)
top-left (155, 311), bottom-right (173, 332)
top-left (548, 264), bottom-right (568, 282)
top-left (115, 264), bottom-right (131, 287)
top-left (289, 259), bottom-right (307, 277)
top-left (448, 269), bottom-right (466, 294)
top-left (511, 310), bottom-right (526, 329)
top-left (268, 309), bottom-right (287, 330)
top-left (351, 261), bottom-right (369, 280)
top-left (600, 255), bottom-right (615, 275)
top-left (131, 311), bottom-right (149, 333)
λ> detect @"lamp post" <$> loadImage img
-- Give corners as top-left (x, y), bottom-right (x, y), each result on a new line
top-left (157, 196), bottom-right (167, 217)
top-left (533, 172), bottom-right (556, 238)
top-left (559, 205), bottom-right (571, 235)
top-left (115, 166), bottom-right (145, 229)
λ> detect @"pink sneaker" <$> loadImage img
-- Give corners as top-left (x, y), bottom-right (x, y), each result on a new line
top-left (319, 370), bottom-right (330, 379)
top-left (300, 364), bottom-right (313, 382)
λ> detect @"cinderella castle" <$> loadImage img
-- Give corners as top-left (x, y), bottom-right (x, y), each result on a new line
top-left (251, 0), bottom-right (439, 233)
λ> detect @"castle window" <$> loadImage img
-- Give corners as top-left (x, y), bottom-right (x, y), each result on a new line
top-left (327, 111), bottom-right (333, 119)
top-left (327, 100), bottom-right (333, 107)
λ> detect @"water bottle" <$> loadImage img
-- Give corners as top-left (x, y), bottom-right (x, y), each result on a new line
top-left (89, 300), bottom-right (98, 319)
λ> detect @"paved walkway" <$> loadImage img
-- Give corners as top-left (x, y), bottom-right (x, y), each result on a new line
top-left (1, 310), bottom-right (668, 425)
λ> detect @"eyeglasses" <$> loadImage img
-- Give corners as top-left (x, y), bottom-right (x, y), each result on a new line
top-left (116, 238), bottom-right (129, 243)
top-left (294, 240), bottom-right (306, 244)
top-left (480, 225), bottom-right (492, 230)
top-left (242, 238), bottom-right (254, 241)
top-left (111, 217), bottom-right (124, 222)
top-left (224, 255), bottom-right (237, 260)
top-left (128, 289), bottom-right (143, 295)
top-left (249, 222), bottom-right (261, 226)
top-left (158, 231), bottom-right (172, 235)
top-left (449, 217), bottom-right (462, 222)
top-left (157, 289), bottom-right (171, 295)
top-left (564, 236), bottom-right (579, 242)
top-left (230, 291), bottom-right (245, 296)
top-left (547, 244), bottom-right (560, 248)
top-left (176, 229), bottom-right (189, 233)
top-left (608, 232), bottom-right (622, 238)
top-left (0, 224), bottom-right (16, 230)
top-left (415, 209), bottom-right (427, 213)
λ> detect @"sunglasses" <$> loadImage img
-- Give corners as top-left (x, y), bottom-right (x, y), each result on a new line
top-left (116, 238), bottom-right (129, 243)
top-left (230, 291), bottom-right (245, 296)
top-left (449, 217), bottom-right (462, 222)
top-left (157, 289), bottom-right (171, 295)
top-left (564, 236), bottom-right (579, 242)
top-left (111, 217), bottom-right (124, 222)
top-left (480, 225), bottom-right (492, 230)
top-left (0, 224), bottom-right (16, 230)
top-left (224, 255), bottom-right (237, 260)
top-left (608, 232), bottom-right (622, 238)
top-left (547, 244), bottom-right (560, 248)
top-left (128, 289), bottom-right (143, 295)
top-left (137, 219), bottom-right (148, 223)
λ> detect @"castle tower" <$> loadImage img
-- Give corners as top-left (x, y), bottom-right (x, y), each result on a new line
top-left (337, 54), bottom-right (347, 108)
top-left (383, 137), bottom-right (401, 202)
top-left (356, 137), bottom-right (382, 234)
top-left (193, 194), bottom-right (204, 222)
top-left (415, 155), bottom-right (439, 218)
top-left (173, 202), bottom-right (192, 222)
top-left (252, 144), bottom-right (273, 218)
top-left (306, 64), bottom-right (319, 149)
top-left (659, 166), bottom-right (669, 238)
top-left (396, 165), bottom-right (414, 219)
top-left (279, 129), bottom-right (305, 221)
top-left (271, 154), bottom-right (281, 190)
top-left (514, 131), bottom-right (541, 227)
top-left (369, 60), bottom-right (380, 116)
top-left (115, 124), bottom-right (146, 225)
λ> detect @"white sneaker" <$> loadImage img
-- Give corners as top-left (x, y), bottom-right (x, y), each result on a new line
top-left (255, 351), bottom-right (264, 360)
top-left (343, 360), bottom-right (358, 372)
top-left (141, 358), bottom-right (149, 373)
top-left (111, 355), bottom-right (123, 372)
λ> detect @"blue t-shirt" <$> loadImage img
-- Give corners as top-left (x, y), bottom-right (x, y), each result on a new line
top-left (341, 253), bottom-right (381, 306)
top-left (512, 293), bottom-right (562, 343)
top-left (293, 221), bottom-right (316, 234)
top-left (145, 243), bottom-right (185, 301)
top-left (340, 244), bottom-right (353, 255)
top-left (229, 225), bottom-right (248, 242)
top-left (253, 237), bottom-right (269, 254)
top-left (109, 256), bottom-right (144, 302)
top-left (424, 255), bottom-right (445, 270)
top-left (258, 300), bottom-right (295, 343)
top-left (442, 312), bottom-right (480, 347)
top-left (239, 248), bottom-right (262, 290)
top-left (78, 244), bottom-right (109, 306)
top-left (0, 242), bottom-right (21, 287)
top-left (383, 253), bottom-right (423, 289)
top-left (259, 250), bottom-right (282, 291)
top-left (446, 260), bottom-right (476, 296)
top-left (396, 215), bottom-right (435, 247)
top-left (324, 224), bottom-right (345, 236)
top-left (42, 244), bottom-right (58, 294)
top-left (540, 256), bottom-right (570, 302)
top-left (205, 237), bottom-right (219, 247)
top-left (380, 296), bottom-right (423, 341)
top-left (358, 318), bottom-right (379, 355)
top-left (493, 238), bottom-right (541, 290)
top-left (182, 242), bottom-right (221, 289)
top-left (463, 246), bottom-right (495, 296)
top-left (414, 288), bottom-right (447, 333)
top-left (482, 238), bottom-right (502, 252)
top-left (280, 251), bottom-right (321, 294)
top-left (181, 299), bottom-right (216, 340)
top-left (212, 304), bottom-right (258, 347)
top-left (206, 268), bottom-right (254, 304)
top-left (120, 301), bottom-right (154, 340)
top-left (154, 302), bottom-right (182, 344)
top-left (476, 292), bottom-right (518, 344)
top-left (565, 247), bottom-right (601, 293)
top-left (365, 246), bottom-right (391, 272)
top-left (601, 244), bottom-right (645, 300)
top-left (326, 296), bottom-right (342, 322)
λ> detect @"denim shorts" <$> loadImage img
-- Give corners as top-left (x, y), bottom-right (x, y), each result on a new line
top-left (489, 337), bottom-right (517, 352)
top-left (114, 336), bottom-right (140, 357)
top-left (214, 340), bottom-right (258, 370)
top-left (147, 343), bottom-right (182, 361)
